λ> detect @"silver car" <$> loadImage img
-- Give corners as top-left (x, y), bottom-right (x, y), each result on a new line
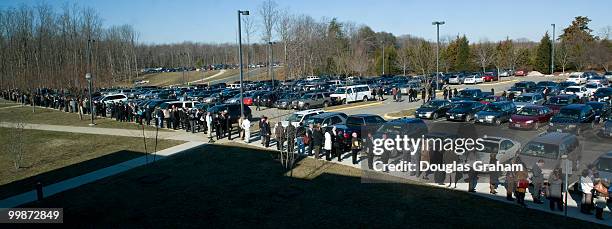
top-left (513, 93), bottom-right (545, 110)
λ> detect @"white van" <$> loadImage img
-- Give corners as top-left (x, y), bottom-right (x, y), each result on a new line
top-left (159, 101), bottom-right (201, 110)
top-left (306, 76), bottom-right (320, 81)
top-left (100, 94), bottom-right (128, 105)
top-left (330, 85), bottom-right (371, 103)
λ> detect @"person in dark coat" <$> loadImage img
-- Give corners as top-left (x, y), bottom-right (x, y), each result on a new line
top-left (145, 105), bottom-right (152, 126)
top-left (285, 124), bottom-right (296, 153)
top-left (334, 130), bottom-right (344, 162)
top-left (350, 132), bottom-right (362, 165)
top-left (226, 112), bottom-right (233, 140)
top-left (215, 113), bottom-right (223, 140)
top-left (261, 119), bottom-right (271, 148)
top-left (364, 133), bottom-right (375, 170)
top-left (172, 107), bottom-right (180, 130)
top-left (311, 125), bottom-right (323, 159)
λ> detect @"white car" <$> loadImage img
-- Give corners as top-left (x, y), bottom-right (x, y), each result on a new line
top-left (566, 72), bottom-right (588, 85)
top-left (99, 94), bottom-right (128, 105)
top-left (330, 85), bottom-right (371, 103)
top-left (282, 109), bottom-right (324, 127)
top-left (463, 75), bottom-right (483, 84)
top-left (562, 86), bottom-right (591, 98)
top-left (465, 136), bottom-right (521, 165)
top-left (585, 83), bottom-right (605, 95)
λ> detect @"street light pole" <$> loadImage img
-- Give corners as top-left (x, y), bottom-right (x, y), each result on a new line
top-left (381, 40), bottom-right (385, 76)
top-left (551, 23), bottom-right (556, 75)
top-left (86, 38), bottom-right (95, 126)
top-left (432, 21), bottom-right (445, 98)
top-left (238, 10), bottom-right (249, 118)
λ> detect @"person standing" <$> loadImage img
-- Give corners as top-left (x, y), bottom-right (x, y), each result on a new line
top-left (306, 124), bottom-right (314, 156)
top-left (324, 128), bottom-right (333, 161)
top-left (262, 119), bottom-right (271, 148)
top-left (516, 170), bottom-right (529, 207)
top-left (391, 87), bottom-right (397, 102)
top-left (242, 116), bottom-right (251, 143)
top-left (443, 88), bottom-right (448, 100)
top-left (505, 170), bottom-right (516, 201)
top-left (215, 113), bottom-right (223, 140)
top-left (421, 88), bottom-right (426, 104)
top-left (377, 87), bottom-right (383, 101)
top-left (226, 112), bottom-right (233, 140)
top-left (580, 169), bottom-right (594, 214)
top-left (256, 95), bottom-right (261, 111)
top-left (364, 133), bottom-right (375, 170)
top-left (334, 129), bottom-right (344, 162)
top-left (531, 160), bottom-right (545, 204)
top-left (312, 125), bottom-right (323, 159)
top-left (594, 179), bottom-right (609, 220)
top-left (285, 124), bottom-right (296, 154)
top-left (296, 123), bottom-right (306, 155)
top-left (206, 112), bottom-right (213, 138)
top-left (350, 132), bottom-right (362, 165)
top-left (274, 122), bottom-right (285, 151)
top-left (164, 106), bottom-right (171, 129)
top-left (547, 168), bottom-right (564, 211)
top-left (489, 154), bottom-right (499, 194)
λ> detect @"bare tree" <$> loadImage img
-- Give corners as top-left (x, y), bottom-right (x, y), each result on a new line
top-left (474, 40), bottom-right (496, 72)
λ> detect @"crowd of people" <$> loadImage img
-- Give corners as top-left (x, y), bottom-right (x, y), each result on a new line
top-left (2, 87), bottom-right (610, 221)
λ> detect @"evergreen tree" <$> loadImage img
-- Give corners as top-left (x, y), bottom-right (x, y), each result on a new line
top-left (534, 32), bottom-right (552, 73)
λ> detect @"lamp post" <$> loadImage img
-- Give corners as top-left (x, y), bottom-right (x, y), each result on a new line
top-left (85, 73), bottom-right (95, 126)
top-left (268, 41), bottom-right (276, 90)
top-left (381, 40), bottom-right (385, 76)
top-left (238, 10), bottom-right (249, 118)
top-left (551, 23), bottom-right (556, 75)
top-left (432, 21), bottom-right (445, 98)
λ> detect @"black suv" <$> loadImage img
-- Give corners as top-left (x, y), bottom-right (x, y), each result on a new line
top-left (415, 99), bottom-right (452, 119)
top-left (446, 101), bottom-right (485, 122)
top-left (474, 101), bottom-right (517, 125)
top-left (548, 104), bottom-right (595, 135)
top-left (346, 114), bottom-right (387, 137)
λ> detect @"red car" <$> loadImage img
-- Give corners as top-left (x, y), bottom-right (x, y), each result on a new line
top-left (243, 97), bottom-right (254, 106)
top-left (482, 72), bottom-right (499, 82)
top-left (509, 105), bottom-right (554, 130)
top-left (515, 69), bottom-right (527, 77)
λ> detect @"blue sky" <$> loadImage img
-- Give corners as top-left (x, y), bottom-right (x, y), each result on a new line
top-left (1, 0), bottom-right (610, 44)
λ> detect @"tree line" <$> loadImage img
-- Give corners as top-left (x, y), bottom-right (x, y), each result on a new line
top-left (1, 2), bottom-right (610, 90)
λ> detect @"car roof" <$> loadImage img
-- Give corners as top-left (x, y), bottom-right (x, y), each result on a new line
top-left (293, 109), bottom-right (323, 115)
top-left (386, 117), bottom-right (424, 124)
top-left (562, 104), bottom-right (588, 110)
top-left (311, 112), bottom-right (345, 118)
top-left (521, 105), bottom-right (546, 109)
top-left (532, 132), bottom-right (575, 145)
top-left (599, 151), bottom-right (612, 160)
top-left (349, 114), bottom-right (380, 118)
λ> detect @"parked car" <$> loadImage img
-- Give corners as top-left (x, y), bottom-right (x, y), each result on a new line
top-left (548, 104), bottom-right (595, 135)
top-left (514, 69), bottom-right (527, 76)
top-left (603, 114), bottom-right (612, 137)
top-left (446, 101), bottom-right (485, 122)
top-left (283, 109), bottom-right (325, 127)
top-left (482, 71), bottom-right (499, 82)
top-left (594, 151), bottom-right (612, 182)
top-left (604, 72), bottom-right (612, 81)
top-left (415, 99), bottom-right (452, 119)
top-left (451, 88), bottom-right (484, 102)
top-left (513, 93), bottom-right (545, 110)
top-left (448, 74), bottom-right (465, 84)
top-left (566, 72), bottom-right (588, 85)
top-left (587, 76), bottom-right (609, 86)
top-left (509, 105), bottom-right (554, 130)
top-left (518, 132), bottom-right (581, 177)
top-left (373, 118), bottom-right (429, 157)
top-left (243, 91), bottom-right (268, 106)
top-left (99, 94), bottom-right (128, 105)
top-left (585, 101), bottom-right (611, 123)
top-left (330, 85), bottom-right (371, 103)
top-left (463, 74), bottom-right (483, 84)
top-left (294, 92), bottom-right (332, 110)
top-left (466, 136), bottom-right (521, 164)
top-left (474, 101), bottom-right (517, 125)
top-left (274, 93), bottom-right (301, 109)
top-left (592, 88), bottom-right (612, 103)
top-left (509, 81), bottom-right (537, 95)
top-left (159, 101), bottom-right (200, 110)
top-left (480, 95), bottom-right (508, 105)
top-left (585, 83), bottom-right (605, 96)
top-left (562, 85), bottom-right (591, 98)
top-left (258, 91), bottom-right (280, 107)
top-left (345, 114), bottom-right (387, 137)
top-left (303, 112), bottom-right (348, 128)
top-left (558, 81), bottom-right (578, 91)
top-left (545, 94), bottom-right (580, 114)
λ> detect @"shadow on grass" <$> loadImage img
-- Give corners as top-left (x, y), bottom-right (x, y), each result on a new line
top-left (23, 144), bottom-right (603, 228)
top-left (0, 150), bottom-right (146, 200)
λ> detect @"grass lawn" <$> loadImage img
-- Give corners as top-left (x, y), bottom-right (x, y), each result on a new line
top-left (25, 142), bottom-right (599, 228)
top-left (387, 108), bottom-right (416, 118)
top-left (0, 106), bottom-right (169, 131)
top-left (0, 127), bottom-right (184, 199)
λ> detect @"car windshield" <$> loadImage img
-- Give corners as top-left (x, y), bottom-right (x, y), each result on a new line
top-left (565, 87), bottom-right (580, 92)
top-left (514, 96), bottom-right (532, 103)
top-left (548, 97), bottom-right (570, 105)
top-left (557, 109), bottom-right (581, 119)
top-left (453, 102), bottom-right (473, 108)
top-left (304, 117), bottom-right (323, 126)
top-left (346, 117), bottom-right (363, 126)
top-left (422, 101), bottom-right (446, 108)
top-left (517, 107), bottom-right (539, 116)
top-left (377, 124), bottom-right (404, 135)
top-left (484, 105), bottom-right (502, 112)
top-left (483, 96), bottom-right (498, 102)
top-left (520, 142), bottom-right (559, 159)
top-left (585, 84), bottom-right (598, 89)
top-left (335, 88), bottom-right (347, 94)
top-left (301, 94), bottom-right (313, 99)
top-left (515, 83), bottom-right (528, 88)
top-left (479, 141), bottom-right (499, 153)
top-left (597, 158), bottom-right (612, 173)
top-left (286, 114), bottom-right (304, 122)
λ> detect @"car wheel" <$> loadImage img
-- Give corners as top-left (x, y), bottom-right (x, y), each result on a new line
top-left (533, 122), bottom-right (539, 130)
top-left (363, 96), bottom-right (368, 102)
top-left (304, 104), bottom-right (310, 110)
top-left (323, 101), bottom-right (329, 107)
top-left (495, 119), bottom-right (501, 126)
top-left (432, 113), bottom-right (438, 120)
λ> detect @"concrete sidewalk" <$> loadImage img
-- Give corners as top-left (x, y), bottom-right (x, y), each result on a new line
top-left (0, 141), bottom-right (205, 208)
